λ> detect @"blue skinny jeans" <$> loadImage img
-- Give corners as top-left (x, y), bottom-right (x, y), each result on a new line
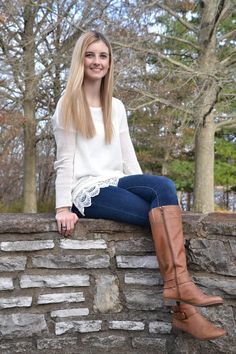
top-left (72, 174), bottom-right (178, 227)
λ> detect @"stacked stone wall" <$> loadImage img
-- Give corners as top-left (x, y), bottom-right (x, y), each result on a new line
top-left (0, 212), bottom-right (235, 354)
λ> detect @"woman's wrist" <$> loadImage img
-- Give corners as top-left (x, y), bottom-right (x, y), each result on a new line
top-left (56, 207), bottom-right (71, 214)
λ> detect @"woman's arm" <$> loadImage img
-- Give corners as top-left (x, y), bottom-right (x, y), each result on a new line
top-left (120, 130), bottom-right (143, 175)
top-left (52, 106), bottom-right (78, 236)
top-left (118, 99), bottom-right (143, 175)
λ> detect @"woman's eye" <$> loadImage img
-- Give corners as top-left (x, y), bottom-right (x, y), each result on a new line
top-left (85, 52), bottom-right (109, 59)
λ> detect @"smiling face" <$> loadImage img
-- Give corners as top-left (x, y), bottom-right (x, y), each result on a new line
top-left (83, 40), bottom-right (110, 82)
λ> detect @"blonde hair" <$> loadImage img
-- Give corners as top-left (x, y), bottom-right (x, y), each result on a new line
top-left (61, 31), bottom-right (114, 144)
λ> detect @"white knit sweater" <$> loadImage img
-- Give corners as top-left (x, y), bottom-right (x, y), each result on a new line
top-left (52, 96), bottom-right (142, 215)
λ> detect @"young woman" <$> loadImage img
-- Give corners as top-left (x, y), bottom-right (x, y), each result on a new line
top-left (52, 31), bottom-right (226, 340)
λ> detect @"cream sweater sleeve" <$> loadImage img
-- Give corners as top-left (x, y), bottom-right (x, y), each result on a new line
top-left (118, 100), bottom-right (143, 175)
top-left (120, 131), bottom-right (143, 175)
top-left (52, 102), bottom-right (76, 208)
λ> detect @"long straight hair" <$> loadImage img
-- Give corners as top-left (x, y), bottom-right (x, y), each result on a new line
top-left (61, 31), bottom-right (114, 144)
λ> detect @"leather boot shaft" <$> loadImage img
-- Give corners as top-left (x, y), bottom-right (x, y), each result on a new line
top-left (149, 205), bottom-right (186, 280)
top-left (149, 205), bottom-right (223, 306)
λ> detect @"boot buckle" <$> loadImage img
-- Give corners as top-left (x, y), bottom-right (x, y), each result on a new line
top-left (176, 311), bottom-right (188, 320)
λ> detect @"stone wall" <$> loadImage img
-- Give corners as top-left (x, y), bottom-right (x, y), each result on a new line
top-left (0, 212), bottom-right (235, 354)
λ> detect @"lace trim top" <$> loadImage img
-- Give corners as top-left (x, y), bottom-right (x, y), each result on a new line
top-left (72, 177), bottom-right (119, 215)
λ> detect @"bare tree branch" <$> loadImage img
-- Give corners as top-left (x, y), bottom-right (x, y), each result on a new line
top-left (156, 33), bottom-right (200, 51)
top-left (220, 28), bottom-right (236, 41)
top-left (213, 0), bottom-right (232, 29)
top-left (129, 89), bottom-right (194, 116)
top-left (147, 1), bottom-right (197, 33)
top-left (112, 40), bottom-right (196, 73)
top-left (215, 116), bottom-right (236, 130)
top-left (220, 49), bottom-right (236, 67)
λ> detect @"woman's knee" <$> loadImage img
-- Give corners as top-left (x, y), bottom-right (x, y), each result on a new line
top-left (161, 176), bottom-right (177, 193)
top-left (157, 176), bottom-right (178, 206)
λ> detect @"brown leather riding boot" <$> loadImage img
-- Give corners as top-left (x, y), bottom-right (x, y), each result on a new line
top-left (172, 303), bottom-right (226, 340)
top-left (149, 205), bottom-right (223, 306)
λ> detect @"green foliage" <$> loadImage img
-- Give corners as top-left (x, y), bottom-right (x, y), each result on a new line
top-left (214, 161), bottom-right (236, 187)
top-left (168, 159), bottom-right (194, 192)
top-left (218, 11), bottom-right (236, 36)
top-left (214, 136), bottom-right (236, 188)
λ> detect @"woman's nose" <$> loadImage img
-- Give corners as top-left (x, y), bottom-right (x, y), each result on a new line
top-left (93, 55), bottom-right (100, 64)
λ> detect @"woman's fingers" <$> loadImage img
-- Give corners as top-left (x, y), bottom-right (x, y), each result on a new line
top-left (55, 211), bottom-right (79, 236)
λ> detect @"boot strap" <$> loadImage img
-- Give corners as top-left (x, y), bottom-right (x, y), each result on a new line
top-left (173, 312), bottom-right (188, 320)
top-left (172, 304), bottom-right (198, 320)
top-left (173, 307), bottom-right (197, 320)
top-left (164, 272), bottom-right (192, 288)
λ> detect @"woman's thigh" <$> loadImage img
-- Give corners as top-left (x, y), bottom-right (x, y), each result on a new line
top-left (73, 185), bottom-right (150, 226)
top-left (118, 174), bottom-right (178, 207)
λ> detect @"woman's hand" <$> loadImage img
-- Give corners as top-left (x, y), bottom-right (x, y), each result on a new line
top-left (55, 208), bottom-right (79, 237)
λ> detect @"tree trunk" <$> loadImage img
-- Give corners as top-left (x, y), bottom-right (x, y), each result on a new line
top-left (194, 114), bottom-right (215, 212)
top-left (193, 0), bottom-right (224, 212)
top-left (22, 2), bottom-right (37, 212)
top-left (186, 192), bottom-right (191, 212)
top-left (161, 150), bottom-right (170, 176)
top-left (23, 101), bottom-right (37, 212)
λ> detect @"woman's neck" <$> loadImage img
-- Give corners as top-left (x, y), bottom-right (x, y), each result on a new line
top-left (83, 79), bottom-right (101, 107)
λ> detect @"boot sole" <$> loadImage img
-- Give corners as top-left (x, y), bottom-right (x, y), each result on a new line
top-left (164, 298), bottom-right (224, 307)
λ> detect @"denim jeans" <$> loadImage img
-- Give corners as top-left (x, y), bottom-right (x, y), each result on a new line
top-left (72, 174), bottom-right (178, 226)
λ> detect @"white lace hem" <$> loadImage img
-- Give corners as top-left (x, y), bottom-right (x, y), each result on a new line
top-left (73, 177), bottom-right (119, 216)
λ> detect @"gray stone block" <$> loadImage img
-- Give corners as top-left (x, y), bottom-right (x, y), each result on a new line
top-left (32, 254), bottom-right (110, 268)
top-left (0, 240), bottom-right (54, 251)
top-left (109, 320), bottom-right (145, 331)
top-left (51, 308), bottom-right (89, 318)
top-left (202, 213), bottom-right (236, 236)
top-left (37, 291), bottom-right (84, 304)
top-left (193, 275), bottom-right (236, 297)
top-left (182, 213), bottom-right (203, 237)
top-left (81, 334), bottom-right (127, 349)
top-left (125, 289), bottom-right (163, 310)
top-left (0, 256), bottom-right (27, 271)
top-left (0, 341), bottom-right (34, 354)
top-left (0, 213), bottom-right (56, 233)
top-left (37, 337), bottom-right (78, 350)
top-left (114, 237), bottom-right (154, 254)
top-left (20, 274), bottom-right (90, 288)
top-left (188, 238), bottom-right (236, 276)
top-left (0, 313), bottom-right (48, 337)
top-left (93, 274), bottom-right (122, 313)
top-left (124, 272), bottom-right (163, 285)
top-left (60, 239), bottom-right (107, 249)
top-left (149, 321), bottom-right (172, 334)
top-left (116, 255), bottom-right (158, 269)
top-left (0, 277), bottom-right (14, 290)
top-left (0, 296), bottom-right (32, 309)
top-left (132, 337), bottom-right (166, 352)
top-left (55, 320), bottom-right (102, 335)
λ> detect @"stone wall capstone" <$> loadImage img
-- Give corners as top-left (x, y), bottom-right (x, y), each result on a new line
top-left (0, 212), bottom-right (235, 354)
